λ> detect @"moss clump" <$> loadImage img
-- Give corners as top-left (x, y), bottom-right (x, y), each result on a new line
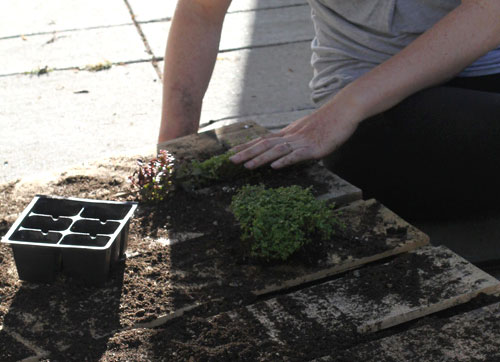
top-left (176, 151), bottom-right (247, 190)
top-left (231, 185), bottom-right (338, 261)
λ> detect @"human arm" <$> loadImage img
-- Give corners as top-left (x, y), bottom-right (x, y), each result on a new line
top-left (230, 0), bottom-right (500, 169)
top-left (158, 0), bottom-right (232, 144)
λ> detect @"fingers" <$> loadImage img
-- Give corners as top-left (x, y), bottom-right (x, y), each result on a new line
top-left (271, 147), bottom-right (312, 169)
top-left (229, 131), bottom-right (283, 153)
top-left (228, 118), bottom-right (314, 169)
top-left (230, 137), bottom-right (298, 168)
top-left (229, 137), bottom-right (262, 153)
top-left (241, 141), bottom-right (296, 169)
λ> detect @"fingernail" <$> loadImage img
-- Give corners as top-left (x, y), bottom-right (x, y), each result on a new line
top-left (244, 161), bottom-right (254, 169)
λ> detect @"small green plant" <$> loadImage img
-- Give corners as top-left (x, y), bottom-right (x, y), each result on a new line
top-left (176, 151), bottom-right (246, 190)
top-left (84, 61), bottom-right (112, 72)
top-left (129, 150), bottom-right (175, 202)
top-left (25, 66), bottom-right (53, 76)
top-left (231, 185), bottom-right (339, 261)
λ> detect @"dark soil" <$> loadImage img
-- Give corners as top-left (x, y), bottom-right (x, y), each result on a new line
top-left (350, 252), bottom-right (451, 307)
top-left (0, 152), bottom-right (471, 361)
top-left (0, 330), bottom-right (35, 361)
top-left (0, 155), bottom-right (387, 360)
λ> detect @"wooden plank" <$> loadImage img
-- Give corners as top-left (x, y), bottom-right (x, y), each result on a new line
top-left (254, 199), bottom-right (428, 295)
top-left (214, 246), bottom-right (500, 357)
top-left (316, 301), bottom-right (500, 361)
top-left (98, 246), bottom-right (500, 360)
top-left (159, 121), bottom-right (362, 204)
top-left (156, 120), bottom-right (268, 157)
top-left (117, 199), bottom-right (427, 331)
top-left (309, 245), bottom-right (500, 333)
top-left (310, 163), bottom-right (362, 205)
top-left (198, 109), bottom-right (314, 133)
top-left (212, 120), bottom-right (269, 148)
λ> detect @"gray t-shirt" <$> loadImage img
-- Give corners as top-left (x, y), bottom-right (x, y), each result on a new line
top-left (308, 0), bottom-right (500, 104)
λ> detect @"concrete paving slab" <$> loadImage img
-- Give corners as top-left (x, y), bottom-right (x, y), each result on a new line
top-left (0, 25), bottom-right (149, 76)
top-left (0, 63), bottom-right (161, 184)
top-left (127, 0), bottom-right (308, 23)
top-left (0, 0), bottom-right (132, 38)
top-left (157, 41), bottom-right (314, 127)
top-left (142, 5), bottom-right (313, 58)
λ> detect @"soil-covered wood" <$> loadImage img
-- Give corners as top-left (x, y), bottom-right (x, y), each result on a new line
top-left (319, 300), bottom-right (500, 361)
top-left (0, 122), bottom-right (489, 360)
top-left (97, 246), bottom-right (500, 361)
top-left (0, 150), bottom-right (425, 359)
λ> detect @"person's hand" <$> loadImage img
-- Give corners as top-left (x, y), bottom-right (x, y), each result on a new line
top-left (229, 111), bottom-right (360, 169)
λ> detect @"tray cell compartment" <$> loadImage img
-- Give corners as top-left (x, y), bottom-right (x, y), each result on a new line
top-left (11, 230), bottom-right (62, 244)
top-left (60, 234), bottom-right (110, 247)
top-left (21, 215), bottom-right (72, 233)
top-left (70, 220), bottom-right (119, 236)
top-left (81, 204), bottom-right (132, 222)
top-left (32, 198), bottom-right (82, 218)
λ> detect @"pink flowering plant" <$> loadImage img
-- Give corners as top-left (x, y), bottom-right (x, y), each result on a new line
top-left (129, 150), bottom-right (176, 202)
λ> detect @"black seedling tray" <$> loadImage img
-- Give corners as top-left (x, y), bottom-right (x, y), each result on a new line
top-left (1, 195), bottom-right (137, 286)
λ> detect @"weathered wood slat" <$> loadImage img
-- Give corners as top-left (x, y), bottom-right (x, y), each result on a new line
top-left (156, 121), bottom-right (269, 157)
top-left (99, 246), bottom-right (500, 360)
top-left (158, 120), bottom-right (362, 205)
top-left (254, 199), bottom-right (428, 295)
top-left (226, 246), bottom-right (499, 357)
top-left (315, 301), bottom-right (500, 361)
top-left (245, 247), bottom-right (500, 342)
top-left (128, 199), bottom-right (428, 330)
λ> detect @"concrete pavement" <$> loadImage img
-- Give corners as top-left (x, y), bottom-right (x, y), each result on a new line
top-left (0, 0), bottom-right (314, 184)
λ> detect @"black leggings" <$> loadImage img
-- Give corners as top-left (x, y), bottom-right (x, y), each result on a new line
top-left (325, 73), bottom-right (500, 221)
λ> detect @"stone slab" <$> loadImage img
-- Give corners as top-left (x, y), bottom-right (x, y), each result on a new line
top-left (127, 0), bottom-right (308, 23)
top-left (142, 5), bottom-right (313, 58)
top-left (0, 25), bottom-right (149, 76)
top-left (157, 41), bottom-right (314, 126)
top-left (0, 0), bottom-right (132, 38)
top-left (318, 301), bottom-right (500, 361)
top-left (0, 62), bottom-right (161, 184)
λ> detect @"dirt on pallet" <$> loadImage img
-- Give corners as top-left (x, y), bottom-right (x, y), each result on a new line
top-left (0, 155), bottom-right (404, 360)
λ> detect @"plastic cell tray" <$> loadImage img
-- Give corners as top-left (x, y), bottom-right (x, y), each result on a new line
top-left (1, 195), bottom-right (137, 285)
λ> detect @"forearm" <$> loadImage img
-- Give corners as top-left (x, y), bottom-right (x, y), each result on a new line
top-left (322, 0), bottom-right (500, 125)
top-left (159, 0), bottom-right (231, 143)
